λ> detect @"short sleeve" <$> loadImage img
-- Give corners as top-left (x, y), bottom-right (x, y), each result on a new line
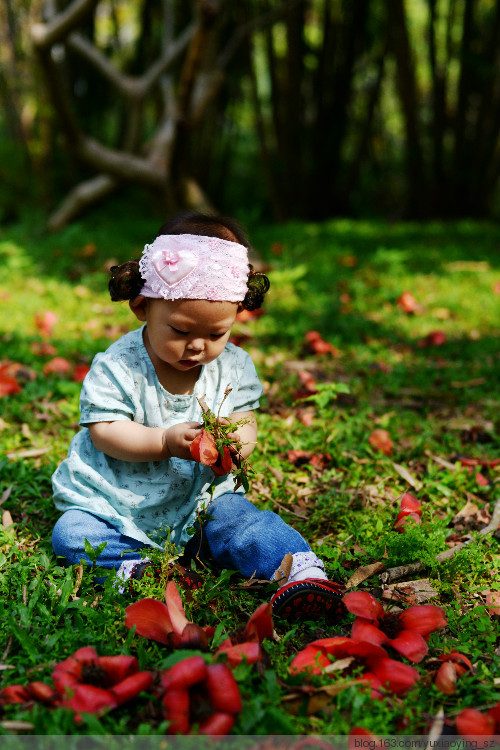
top-left (79, 353), bottom-right (135, 425)
top-left (231, 349), bottom-right (264, 413)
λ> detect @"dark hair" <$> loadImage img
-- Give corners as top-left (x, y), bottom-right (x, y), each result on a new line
top-left (109, 211), bottom-right (270, 311)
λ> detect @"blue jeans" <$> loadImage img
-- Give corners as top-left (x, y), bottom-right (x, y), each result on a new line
top-left (52, 493), bottom-right (311, 580)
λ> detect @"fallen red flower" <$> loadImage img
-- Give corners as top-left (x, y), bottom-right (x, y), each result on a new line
top-left (398, 492), bottom-right (422, 516)
top-left (434, 661), bottom-right (457, 695)
top-left (125, 581), bottom-right (209, 650)
top-left (344, 592), bottom-right (446, 663)
top-left (439, 650), bottom-right (473, 676)
top-left (0, 682), bottom-right (57, 706)
top-left (456, 708), bottom-right (495, 737)
top-left (161, 660), bottom-right (241, 735)
top-left (368, 429), bottom-right (393, 456)
top-left (52, 646), bottom-right (152, 716)
top-left (215, 601), bottom-right (273, 667)
top-left (393, 512), bottom-right (422, 533)
top-left (43, 357), bottom-right (72, 376)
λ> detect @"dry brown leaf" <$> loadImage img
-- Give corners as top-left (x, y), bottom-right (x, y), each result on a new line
top-left (346, 561), bottom-right (386, 589)
top-left (392, 462), bottom-right (423, 490)
top-left (2, 510), bottom-right (14, 530)
top-left (323, 657), bottom-right (355, 674)
top-left (1, 721), bottom-right (35, 731)
top-left (0, 485), bottom-right (12, 506)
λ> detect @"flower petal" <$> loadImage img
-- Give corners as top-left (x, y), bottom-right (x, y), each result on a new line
top-left (439, 650), bottom-right (473, 672)
top-left (393, 513), bottom-right (421, 532)
top-left (124, 598), bottom-right (174, 643)
top-left (244, 601), bottom-right (274, 642)
top-left (161, 656), bottom-right (207, 691)
top-left (98, 655), bottom-right (139, 685)
top-left (434, 662), bottom-right (457, 695)
top-left (388, 629), bottom-right (428, 663)
top-left (399, 492), bottom-right (422, 515)
top-left (197, 712), bottom-right (235, 736)
top-left (343, 591), bottom-right (384, 621)
top-left (344, 640), bottom-right (388, 660)
top-left (399, 604), bottom-right (447, 636)
top-left (356, 672), bottom-right (384, 701)
top-left (110, 671), bottom-right (153, 706)
top-left (370, 657), bottom-right (419, 695)
top-left (456, 708), bottom-right (495, 737)
top-left (205, 664), bottom-right (242, 714)
top-left (351, 617), bottom-right (389, 647)
top-left (174, 622), bottom-right (209, 651)
top-left (216, 641), bottom-right (262, 667)
top-left (66, 684), bottom-right (117, 715)
top-left (163, 689), bottom-right (190, 735)
top-left (290, 645), bottom-right (331, 675)
top-left (0, 685), bottom-right (32, 704)
top-left (165, 581), bottom-right (190, 634)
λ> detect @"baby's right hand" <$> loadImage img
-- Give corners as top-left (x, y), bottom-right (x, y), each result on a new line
top-left (163, 422), bottom-right (202, 461)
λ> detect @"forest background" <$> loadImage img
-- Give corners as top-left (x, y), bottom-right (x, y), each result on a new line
top-left (3, 0), bottom-right (500, 227)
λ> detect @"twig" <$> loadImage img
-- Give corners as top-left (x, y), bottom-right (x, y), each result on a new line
top-left (380, 497), bottom-right (500, 584)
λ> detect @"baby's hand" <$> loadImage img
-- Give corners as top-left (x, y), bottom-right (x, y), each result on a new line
top-left (163, 422), bottom-right (201, 461)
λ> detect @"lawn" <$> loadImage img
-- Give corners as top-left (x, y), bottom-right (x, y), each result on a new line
top-left (1, 209), bottom-right (499, 736)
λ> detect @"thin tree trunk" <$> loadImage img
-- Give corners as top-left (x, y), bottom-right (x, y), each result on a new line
top-left (387, 0), bottom-right (428, 217)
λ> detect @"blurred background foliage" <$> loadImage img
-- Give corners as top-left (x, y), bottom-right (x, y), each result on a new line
top-left (2, 0), bottom-right (500, 228)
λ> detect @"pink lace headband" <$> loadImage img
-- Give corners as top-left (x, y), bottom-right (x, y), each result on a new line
top-left (138, 234), bottom-right (250, 302)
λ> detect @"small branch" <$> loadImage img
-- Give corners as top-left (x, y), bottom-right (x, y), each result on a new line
top-left (31, 0), bottom-right (99, 50)
top-left (78, 137), bottom-right (166, 187)
top-left (47, 174), bottom-right (119, 232)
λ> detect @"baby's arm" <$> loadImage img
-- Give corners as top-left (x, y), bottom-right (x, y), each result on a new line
top-left (227, 410), bottom-right (258, 460)
top-left (88, 421), bottom-right (201, 462)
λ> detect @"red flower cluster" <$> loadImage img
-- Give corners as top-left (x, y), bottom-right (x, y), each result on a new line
top-left (344, 590), bottom-right (446, 663)
top-left (393, 492), bottom-right (422, 532)
top-left (161, 657), bottom-right (242, 735)
top-left (0, 646), bottom-right (153, 721)
top-left (290, 590), bottom-right (447, 699)
top-left (125, 580), bottom-right (213, 649)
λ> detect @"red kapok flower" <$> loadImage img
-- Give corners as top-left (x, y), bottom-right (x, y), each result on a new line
top-left (161, 659), bottom-right (241, 735)
top-left (214, 601), bottom-right (272, 667)
top-left (124, 581), bottom-right (209, 650)
top-left (367, 657), bottom-right (419, 696)
top-left (434, 661), bottom-right (457, 695)
top-left (52, 646), bottom-right (152, 717)
top-left (290, 636), bottom-right (387, 677)
top-left (456, 708), bottom-right (495, 737)
top-left (344, 592), bottom-right (446, 663)
top-left (439, 650), bottom-right (473, 676)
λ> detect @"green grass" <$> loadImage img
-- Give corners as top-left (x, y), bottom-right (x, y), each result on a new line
top-left (1, 211), bottom-right (499, 735)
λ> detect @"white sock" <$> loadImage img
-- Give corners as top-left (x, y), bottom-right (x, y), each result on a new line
top-left (289, 566), bottom-right (328, 583)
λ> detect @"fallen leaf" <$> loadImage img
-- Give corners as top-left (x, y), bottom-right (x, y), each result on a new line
top-left (392, 463), bottom-right (423, 490)
top-left (483, 590), bottom-right (500, 616)
top-left (345, 561), bottom-right (386, 589)
top-left (6, 448), bottom-right (49, 459)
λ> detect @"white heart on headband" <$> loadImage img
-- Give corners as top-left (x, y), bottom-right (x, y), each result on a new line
top-left (152, 248), bottom-right (198, 287)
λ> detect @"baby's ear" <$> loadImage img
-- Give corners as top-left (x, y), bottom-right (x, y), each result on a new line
top-left (129, 295), bottom-right (148, 321)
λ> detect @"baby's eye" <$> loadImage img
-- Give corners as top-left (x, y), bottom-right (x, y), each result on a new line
top-left (171, 326), bottom-right (188, 335)
top-left (210, 332), bottom-right (226, 340)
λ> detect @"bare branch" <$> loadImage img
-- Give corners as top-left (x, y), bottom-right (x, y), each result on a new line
top-left (48, 174), bottom-right (119, 232)
top-left (78, 138), bottom-right (166, 187)
top-left (67, 22), bottom-right (196, 100)
top-left (31, 0), bottom-right (98, 50)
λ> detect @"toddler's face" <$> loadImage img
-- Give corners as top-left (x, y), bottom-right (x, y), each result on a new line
top-left (136, 298), bottom-right (238, 374)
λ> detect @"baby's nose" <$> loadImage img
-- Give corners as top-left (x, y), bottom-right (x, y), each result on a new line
top-left (187, 337), bottom-right (204, 352)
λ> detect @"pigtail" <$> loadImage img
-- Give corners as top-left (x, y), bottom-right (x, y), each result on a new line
top-left (241, 265), bottom-right (270, 311)
top-left (109, 260), bottom-right (143, 301)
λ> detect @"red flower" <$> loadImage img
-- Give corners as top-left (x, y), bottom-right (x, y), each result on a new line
top-left (124, 581), bottom-right (210, 650)
top-left (290, 635), bottom-right (418, 696)
top-left (52, 646), bottom-right (152, 717)
top-left (394, 492), bottom-right (423, 532)
top-left (161, 659), bottom-right (241, 735)
top-left (214, 601), bottom-right (272, 667)
top-left (456, 708), bottom-right (495, 737)
top-left (344, 592), bottom-right (446, 663)
top-left (434, 661), bottom-right (457, 695)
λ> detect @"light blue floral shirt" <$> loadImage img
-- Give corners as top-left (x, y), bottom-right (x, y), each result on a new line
top-left (52, 326), bottom-right (263, 549)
